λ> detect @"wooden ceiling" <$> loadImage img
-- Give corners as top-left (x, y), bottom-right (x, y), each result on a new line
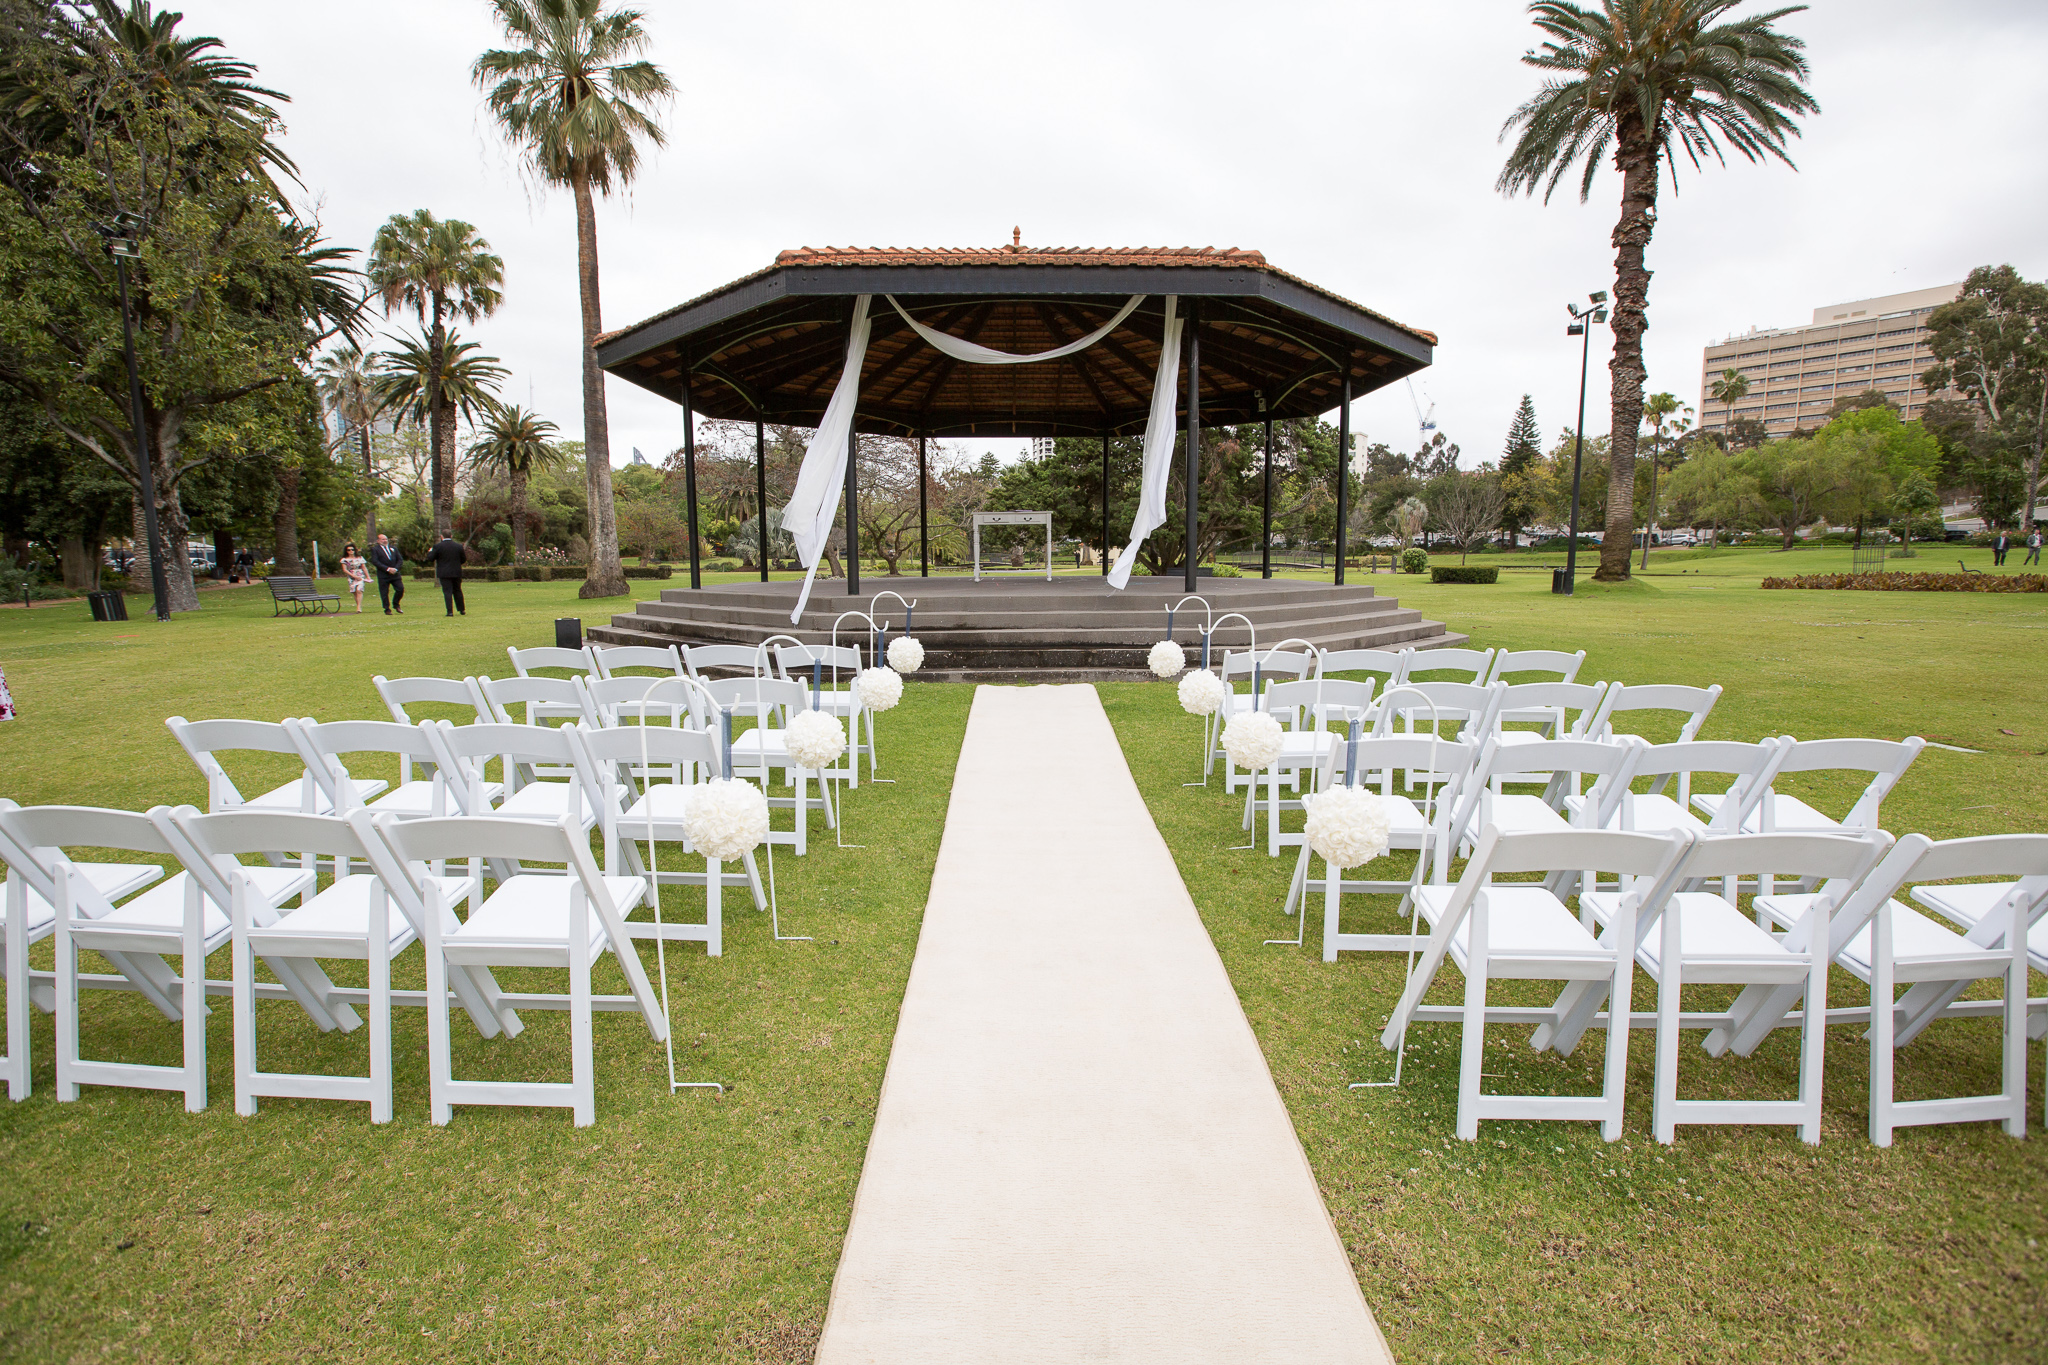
top-left (595, 250), bottom-right (1434, 437)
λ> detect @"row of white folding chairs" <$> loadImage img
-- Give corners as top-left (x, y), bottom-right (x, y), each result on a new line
top-left (0, 799), bottom-right (663, 1126)
top-left (1379, 823), bottom-right (2047, 1147)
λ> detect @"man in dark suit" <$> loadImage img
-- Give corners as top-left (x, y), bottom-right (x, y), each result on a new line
top-left (369, 533), bottom-right (405, 614)
top-left (1993, 531), bottom-right (2011, 566)
top-left (428, 533), bottom-right (468, 616)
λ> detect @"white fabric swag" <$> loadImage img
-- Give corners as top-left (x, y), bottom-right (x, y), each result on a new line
top-left (780, 292), bottom-right (1180, 621)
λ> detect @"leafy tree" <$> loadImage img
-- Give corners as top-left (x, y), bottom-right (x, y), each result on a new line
top-left (1638, 391), bottom-right (1689, 565)
top-left (474, 0), bottom-right (675, 600)
top-left (467, 402), bottom-right (561, 554)
top-left (1823, 387), bottom-right (1899, 422)
top-left (1498, 0), bottom-right (1817, 580)
top-left (1922, 264), bottom-right (2048, 530)
top-left (315, 343), bottom-right (379, 545)
top-left (1500, 394), bottom-right (1542, 542)
top-left (1664, 438), bottom-right (1758, 544)
top-left (1427, 468), bottom-right (1507, 562)
top-left (1708, 367), bottom-right (1751, 435)
top-left (0, 1), bottom-right (361, 609)
top-left (366, 209), bottom-right (503, 538)
top-left (373, 332), bottom-right (506, 517)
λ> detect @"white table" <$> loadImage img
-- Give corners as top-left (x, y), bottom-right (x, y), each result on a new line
top-left (972, 511), bottom-right (1054, 582)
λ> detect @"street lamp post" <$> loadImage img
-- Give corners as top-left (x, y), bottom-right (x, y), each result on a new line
top-left (1560, 292), bottom-right (1608, 596)
top-left (95, 214), bottom-right (170, 622)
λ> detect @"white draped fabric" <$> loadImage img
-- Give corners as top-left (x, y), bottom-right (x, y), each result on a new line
top-left (783, 296), bottom-right (874, 622)
top-left (884, 294), bottom-right (1144, 366)
top-left (1106, 295), bottom-right (1183, 589)
top-left (780, 291), bottom-right (1182, 620)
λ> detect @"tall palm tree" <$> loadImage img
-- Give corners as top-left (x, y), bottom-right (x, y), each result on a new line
top-left (315, 344), bottom-right (381, 545)
top-left (373, 333), bottom-right (508, 521)
top-left (472, 0), bottom-right (674, 599)
top-left (366, 211), bottom-right (504, 537)
top-left (1708, 367), bottom-right (1751, 442)
top-left (1499, 1), bottom-right (1817, 581)
top-left (1638, 390), bottom-right (1686, 567)
top-left (469, 403), bottom-right (563, 556)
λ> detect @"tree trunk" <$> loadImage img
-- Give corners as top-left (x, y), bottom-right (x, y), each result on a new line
top-left (362, 427), bottom-right (377, 549)
top-left (571, 170), bottom-right (627, 599)
top-left (213, 526), bottom-right (235, 581)
top-left (58, 536), bottom-right (93, 591)
top-left (429, 302), bottom-right (452, 539)
top-left (271, 461), bottom-right (304, 574)
top-left (2026, 379), bottom-right (2047, 535)
top-left (1596, 114), bottom-right (1660, 582)
top-left (128, 471), bottom-right (199, 611)
top-left (510, 465), bottom-right (529, 556)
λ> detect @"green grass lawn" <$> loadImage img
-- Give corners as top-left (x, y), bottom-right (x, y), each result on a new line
top-left (2, 569), bottom-right (2045, 1362)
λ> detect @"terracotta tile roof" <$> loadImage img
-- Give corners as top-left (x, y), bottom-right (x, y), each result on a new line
top-left (598, 244), bottom-right (1437, 349)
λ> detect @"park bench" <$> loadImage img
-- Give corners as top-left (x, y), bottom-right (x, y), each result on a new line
top-left (265, 575), bottom-right (339, 616)
top-left (1957, 559), bottom-right (1984, 576)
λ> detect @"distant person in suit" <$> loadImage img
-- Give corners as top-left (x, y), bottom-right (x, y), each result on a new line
top-left (369, 533), bottom-right (405, 614)
top-left (2027, 528), bottom-right (2042, 567)
top-left (428, 533), bottom-right (468, 616)
top-left (1992, 531), bottom-right (2011, 565)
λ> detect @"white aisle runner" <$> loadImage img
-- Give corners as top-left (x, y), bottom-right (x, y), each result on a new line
top-left (816, 685), bottom-right (1394, 1364)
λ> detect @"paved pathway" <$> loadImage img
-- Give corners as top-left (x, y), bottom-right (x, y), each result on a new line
top-left (815, 684), bottom-right (1393, 1364)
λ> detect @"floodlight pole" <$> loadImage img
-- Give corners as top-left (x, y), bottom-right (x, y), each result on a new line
top-left (1562, 293), bottom-right (1607, 596)
top-left (1183, 304), bottom-right (1201, 594)
top-left (105, 232), bottom-right (170, 622)
top-left (682, 369), bottom-right (702, 589)
top-left (755, 416), bottom-right (769, 583)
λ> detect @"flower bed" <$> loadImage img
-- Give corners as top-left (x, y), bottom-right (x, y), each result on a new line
top-left (1761, 572), bottom-right (2047, 592)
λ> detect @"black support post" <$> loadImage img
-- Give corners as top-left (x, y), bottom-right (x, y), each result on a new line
top-left (918, 432), bottom-right (929, 578)
top-left (1100, 431), bottom-right (1110, 575)
top-left (1183, 306), bottom-right (1200, 594)
top-left (1335, 375), bottom-right (1351, 586)
top-left (682, 374), bottom-right (702, 589)
top-left (1261, 406), bottom-right (1274, 580)
top-left (755, 416), bottom-right (768, 583)
top-left (845, 425), bottom-right (860, 596)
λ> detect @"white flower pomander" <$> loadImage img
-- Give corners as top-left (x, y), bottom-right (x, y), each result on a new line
top-left (680, 779), bottom-right (770, 860)
top-left (784, 707), bottom-right (846, 770)
top-left (886, 635), bottom-right (925, 673)
top-left (1303, 785), bottom-right (1393, 868)
top-left (1178, 668), bottom-right (1226, 716)
top-left (1148, 639), bottom-right (1186, 679)
top-left (1221, 710), bottom-right (1285, 770)
top-left (853, 666), bottom-right (904, 713)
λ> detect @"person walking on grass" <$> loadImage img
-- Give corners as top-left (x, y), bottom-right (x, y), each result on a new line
top-left (429, 532), bottom-right (468, 617)
top-left (370, 533), bottom-right (405, 614)
top-left (339, 542), bottom-right (369, 613)
top-left (2027, 528), bottom-right (2042, 567)
top-left (1993, 530), bottom-right (2010, 566)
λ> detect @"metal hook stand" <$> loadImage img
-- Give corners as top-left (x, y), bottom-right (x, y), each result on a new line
top-left (1195, 613), bottom-right (1259, 787)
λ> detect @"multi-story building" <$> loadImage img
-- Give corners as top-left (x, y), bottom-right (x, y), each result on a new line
top-left (1696, 282), bottom-right (1960, 438)
top-left (1029, 436), bottom-right (1057, 461)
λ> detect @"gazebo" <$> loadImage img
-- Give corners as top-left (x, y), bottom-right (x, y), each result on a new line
top-left (587, 241), bottom-right (1461, 674)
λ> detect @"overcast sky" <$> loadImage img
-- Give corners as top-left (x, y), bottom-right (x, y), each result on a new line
top-left (204, 0), bottom-right (2048, 469)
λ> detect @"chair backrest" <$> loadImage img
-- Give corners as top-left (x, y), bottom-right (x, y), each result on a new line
top-left (1626, 737), bottom-right (1787, 830)
top-left (288, 718), bottom-right (460, 814)
top-left (1461, 735), bottom-right (1642, 836)
top-left (589, 644), bottom-right (684, 678)
top-left (0, 802), bottom-right (180, 906)
top-left (1317, 648), bottom-right (1410, 685)
top-left (582, 675), bottom-right (705, 728)
top-left (164, 716), bottom-right (318, 811)
top-left (476, 674), bottom-right (596, 727)
top-left (506, 645), bottom-right (595, 678)
top-left (1262, 677), bottom-right (1376, 727)
top-left (1591, 682), bottom-right (1722, 743)
top-left (171, 807), bottom-right (372, 866)
top-left (683, 643), bottom-right (769, 679)
top-left (372, 675), bottom-right (490, 726)
top-left (1401, 646), bottom-right (1495, 683)
top-left (1764, 736), bottom-right (1924, 829)
top-left (1370, 681), bottom-right (1502, 738)
top-left (427, 719), bottom-right (600, 808)
top-left (1486, 648), bottom-right (1586, 685)
top-left (1493, 681), bottom-right (1609, 737)
top-left (1313, 733), bottom-right (1479, 817)
top-left (701, 675), bottom-right (809, 721)
top-left (572, 721), bottom-right (723, 774)
top-left (1220, 648), bottom-right (1313, 682)
top-left (1674, 829), bottom-right (1890, 904)
top-left (776, 643), bottom-right (863, 679)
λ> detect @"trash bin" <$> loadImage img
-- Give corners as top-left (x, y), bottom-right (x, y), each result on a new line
top-left (88, 590), bottom-right (128, 621)
top-left (1550, 568), bottom-right (1571, 595)
top-left (554, 617), bottom-right (583, 650)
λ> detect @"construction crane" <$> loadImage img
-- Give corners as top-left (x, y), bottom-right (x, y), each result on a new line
top-left (1405, 378), bottom-right (1436, 439)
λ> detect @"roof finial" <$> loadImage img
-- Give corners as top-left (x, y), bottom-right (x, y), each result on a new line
top-left (1013, 225), bottom-right (1021, 248)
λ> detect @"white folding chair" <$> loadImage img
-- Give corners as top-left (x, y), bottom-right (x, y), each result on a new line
top-left (1487, 680), bottom-right (1611, 783)
top-left (1216, 646), bottom-right (1316, 792)
top-left (1485, 648), bottom-right (1586, 686)
top-left (1588, 681), bottom-right (1722, 744)
top-left (582, 675), bottom-right (698, 731)
top-left (1277, 734), bottom-right (1479, 962)
top-left (1400, 646), bottom-right (1495, 684)
top-left (573, 723), bottom-right (768, 958)
top-left (165, 716), bottom-right (382, 816)
top-left (776, 643), bottom-right (875, 784)
top-left (1736, 833), bottom-right (2045, 1145)
top-left (371, 674), bottom-right (492, 728)
top-left (589, 643), bottom-right (685, 679)
top-left (424, 721), bottom-right (614, 851)
top-left (288, 719), bottom-right (500, 838)
top-left (1907, 858), bottom-right (2048, 1033)
top-left (1595, 739), bottom-right (1788, 838)
top-left (709, 676), bottom-right (835, 855)
top-left (1698, 736), bottom-right (1925, 837)
top-left (169, 809), bottom-right (425, 1122)
top-left (1316, 648), bottom-right (1410, 708)
top-left (1241, 678), bottom-right (1374, 857)
top-left (1381, 826), bottom-right (1695, 1141)
top-left (369, 813), bottom-right (665, 1128)
top-left (1, 798), bottom-right (163, 1100)
top-left (505, 644), bottom-right (598, 720)
top-left (683, 643), bottom-right (769, 679)
top-left (477, 673), bottom-right (598, 730)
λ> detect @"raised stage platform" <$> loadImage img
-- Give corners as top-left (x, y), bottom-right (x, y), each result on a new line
top-left (588, 576), bottom-right (1466, 681)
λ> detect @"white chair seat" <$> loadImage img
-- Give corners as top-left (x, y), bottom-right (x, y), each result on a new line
top-left (495, 782), bottom-right (595, 824)
top-left (261, 875), bottom-right (423, 953)
top-left (1487, 793), bottom-right (1571, 834)
top-left (243, 776), bottom-right (387, 814)
top-left (365, 779), bottom-right (501, 817)
top-left (1909, 883), bottom-right (2048, 966)
top-left (622, 786), bottom-right (698, 823)
top-left (1695, 791), bottom-right (1838, 833)
top-left (1631, 893), bottom-right (1791, 975)
top-left (83, 874), bottom-right (232, 943)
top-left (1276, 731), bottom-right (1338, 762)
top-left (1414, 883), bottom-right (1596, 966)
top-left (458, 874), bottom-right (650, 954)
top-left (1620, 793), bottom-right (1707, 836)
top-left (729, 732), bottom-right (792, 764)
top-left (8, 862), bottom-right (164, 937)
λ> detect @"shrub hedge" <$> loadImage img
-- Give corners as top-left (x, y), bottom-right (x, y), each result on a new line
top-left (1429, 565), bottom-right (1499, 584)
top-left (418, 563), bottom-right (676, 583)
top-left (1762, 572), bottom-right (2047, 592)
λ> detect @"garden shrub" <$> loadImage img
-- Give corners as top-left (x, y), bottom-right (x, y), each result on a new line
top-left (1209, 562), bottom-right (1242, 578)
top-left (622, 564), bottom-right (673, 580)
top-left (1762, 572), bottom-right (2047, 592)
top-left (1399, 547), bottom-right (1429, 574)
top-left (488, 566), bottom-right (513, 582)
top-left (1429, 565), bottom-right (1499, 584)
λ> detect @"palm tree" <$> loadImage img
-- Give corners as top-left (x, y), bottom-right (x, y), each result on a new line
top-left (373, 333), bottom-right (508, 521)
top-left (315, 344), bottom-right (380, 545)
top-left (469, 403), bottom-right (563, 556)
top-left (472, 0), bottom-right (674, 600)
top-left (1498, 1), bottom-right (1817, 582)
top-left (367, 211), bottom-right (504, 537)
top-left (1708, 367), bottom-right (1752, 442)
top-left (1638, 391), bottom-right (1687, 567)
